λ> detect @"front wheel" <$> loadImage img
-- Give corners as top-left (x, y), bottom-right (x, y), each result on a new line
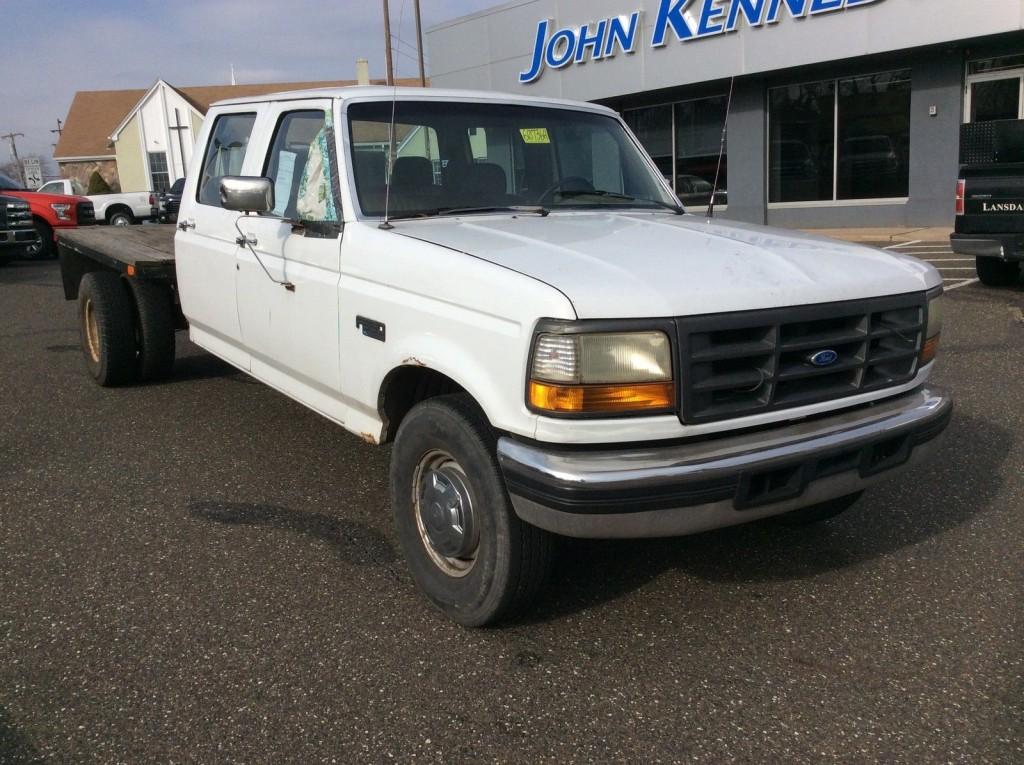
top-left (390, 394), bottom-right (554, 627)
top-left (25, 219), bottom-right (55, 260)
top-left (976, 257), bottom-right (1020, 287)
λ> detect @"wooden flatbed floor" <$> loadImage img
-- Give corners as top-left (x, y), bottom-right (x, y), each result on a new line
top-left (57, 225), bottom-right (176, 279)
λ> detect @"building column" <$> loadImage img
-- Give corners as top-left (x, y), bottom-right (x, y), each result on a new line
top-left (906, 48), bottom-right (965, 226)
top-left (723, 77), bottom-right (767, 225)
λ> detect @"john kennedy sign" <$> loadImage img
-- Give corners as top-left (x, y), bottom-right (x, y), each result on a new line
top-left (519, 0), bottom-right (885, 84)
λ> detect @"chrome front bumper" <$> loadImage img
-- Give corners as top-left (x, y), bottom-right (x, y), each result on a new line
top-left (497, 386), bottom-right (952, 539)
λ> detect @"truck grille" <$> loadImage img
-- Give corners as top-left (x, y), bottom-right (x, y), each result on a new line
top-left (676, 293), bottom-right (927, 424)
top-left (76, 201), bottom-right (96, 226)
top-left (0, 201), bottom-right (31, 229)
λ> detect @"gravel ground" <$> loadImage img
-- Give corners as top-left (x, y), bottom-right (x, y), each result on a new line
top-left (0, 257), bottom-right (1021, 764)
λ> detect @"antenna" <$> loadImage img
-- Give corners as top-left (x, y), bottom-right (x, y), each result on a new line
top-left (706, 76), bottom-right (735, 220)
top-left (380, 0), bottom-right (410, 231)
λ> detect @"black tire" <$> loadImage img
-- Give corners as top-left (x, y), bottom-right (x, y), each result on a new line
top-left (129, 280), bottom-right (176, 381)
top-left (108, 209), bottom-right (134, 227)
top-left (976, 257), bottom-right (1020, 287)
top-left (26, 219), bottom-right (55, 260)
top-left (772, 491), bottom-right (863, 526)
top-left (78, 272), bottom-right (139, 387)
top-left (390, 394), bottom-right (554, 627)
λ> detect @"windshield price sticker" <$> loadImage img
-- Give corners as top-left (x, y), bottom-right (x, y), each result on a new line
top-left (520, 128), bottom-right (551, 144)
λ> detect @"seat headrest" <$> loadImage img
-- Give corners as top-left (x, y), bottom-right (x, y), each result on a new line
top-left (470, 163), bottom-right (507, 195)
top-left (391, 156), bottom-right (435, 190)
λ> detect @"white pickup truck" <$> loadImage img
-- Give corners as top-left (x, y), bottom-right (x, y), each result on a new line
top-left (55, 87), bottom-right (952, 626)
top-left (38, 178), bottom-right (151, 226)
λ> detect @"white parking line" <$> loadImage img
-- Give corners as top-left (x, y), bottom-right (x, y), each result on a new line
top-left (885, 240), bottom-right (921, 249)
top-left (935, 267), bottom-right (977, 271)
top-left (944, 278), bottom-right (980, 291)
top-left (921, 258), bottom-right (973, 262)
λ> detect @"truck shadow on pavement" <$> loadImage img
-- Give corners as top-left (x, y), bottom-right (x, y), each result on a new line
top-left (526, 412), bottom-right (1010, 622)
top-left (187, 500), bottom-right (397, 567)
top-left (0, 706), bottom-right (41, 765)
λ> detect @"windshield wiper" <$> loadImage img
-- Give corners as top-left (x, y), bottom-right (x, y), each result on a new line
top-left (438, 205), bottom-right (549, 217)
top-left (557, 189), bottom-right (684, 215)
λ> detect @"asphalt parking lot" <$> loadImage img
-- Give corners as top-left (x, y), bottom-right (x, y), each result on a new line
top-left (1, 254), bottom-right (1021, 764)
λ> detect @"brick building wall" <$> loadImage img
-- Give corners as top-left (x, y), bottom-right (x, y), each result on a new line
top-left (56, 160), bottom-right (120, 192)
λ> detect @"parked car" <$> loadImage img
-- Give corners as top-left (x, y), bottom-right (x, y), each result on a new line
top-left (151, 178), bottom-right (185, 223)
top-left (676, 174), bottom-right (727, 209)
top-left (951, 120), bottom-right (1024, 286)
top-left (0, 173), bottom-right (95, 258)
top-left (37, 178), bottom-right (152, 227)
top-left (0, 194), bottom-right (37, 261)
top-left (55, 87), bottom-right (951, 626)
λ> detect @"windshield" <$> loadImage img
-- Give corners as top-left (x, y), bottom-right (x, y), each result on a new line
top-left (0, 173), bottom-right (25, 191)
top-left (169, 178), bottom-right (185, 194)
top-left (348, 101), bottom-right (679, 218)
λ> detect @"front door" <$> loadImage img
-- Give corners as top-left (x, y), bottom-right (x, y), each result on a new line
top-left (175, 110), bottom-right (259, 369)
top-left (234, 101), bottom-right (345, 419)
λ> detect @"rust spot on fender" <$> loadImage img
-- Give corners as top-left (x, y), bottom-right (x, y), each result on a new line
top-left (403, 357), bottom-right (427, 367)
top-left (360, 432), bottom-right (380, 445)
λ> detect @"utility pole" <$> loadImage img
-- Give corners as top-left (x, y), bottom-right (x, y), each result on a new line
top-left (382, 0), bottom-right (395, 86)
top-left (51, 118), bottom-right (63, 138)
top-left (413, 0), bottom-right (426, 87)
top-left (2, 132), bottom-right (26, 186)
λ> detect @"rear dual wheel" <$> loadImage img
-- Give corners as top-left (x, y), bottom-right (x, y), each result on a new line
top-left (976, 257), bottom-right (1020, 287)
top-left (390, 394), bottom-right (554, 627)
top-left (78, 272), bottom-right (176, 386)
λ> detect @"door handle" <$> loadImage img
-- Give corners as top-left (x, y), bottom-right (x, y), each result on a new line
top-left (235, 233), bottom-right (257, 247)
top-left (177, 219), bottom-right (196, 231)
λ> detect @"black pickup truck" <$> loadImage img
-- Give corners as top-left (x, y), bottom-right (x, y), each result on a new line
top-left (0, 193), bottom-right (37, 261)
top-left (952, 120), bottom-right (1024, 287)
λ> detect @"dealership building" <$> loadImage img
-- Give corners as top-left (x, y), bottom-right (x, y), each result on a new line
top-left (427, 0), bottom-right (1024, 227)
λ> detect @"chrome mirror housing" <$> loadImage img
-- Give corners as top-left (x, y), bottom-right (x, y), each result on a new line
top-left (220, 176), bottom-right (274, 214)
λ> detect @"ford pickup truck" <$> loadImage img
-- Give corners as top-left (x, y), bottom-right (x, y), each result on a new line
top-left (55, 87), bottom-right (952, 626)
top-left (0, 173), bottom-right (95, 258)
top-left (0, 194), bottom-right (37, 261)
top-left (38, 178), bottom-right (152, 227)
top-left (952, 120), bottom-right (1024, 286)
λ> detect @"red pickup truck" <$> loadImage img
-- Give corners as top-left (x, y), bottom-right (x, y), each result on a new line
top-left (0, 172), bottom-right (95, 258)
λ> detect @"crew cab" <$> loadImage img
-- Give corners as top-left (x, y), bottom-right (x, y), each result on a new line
top-left (952, 120), bottom-right (1024, 286)
top-left (0, 173), bottom-right (95, 258)
top-left (38, 178), bottom-right (151, 227)
top-left (0, 194), bottom-right (37, 260)
top-left (54, 87), bottom-right (952, 626)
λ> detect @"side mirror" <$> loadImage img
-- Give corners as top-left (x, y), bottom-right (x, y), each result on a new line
top-left (220, 176), bottom-right (274, 214)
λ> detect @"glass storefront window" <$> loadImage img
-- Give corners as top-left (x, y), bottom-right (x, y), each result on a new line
top-left (769, 70), bottom-right (910, 203)
top-left (624, 95), bottom-right (729, 208)
top-left (837, 71), bottom-right (910, 200)
top-left (675, 96), bottom-right (727, 207)
top-left (768, 81), bottom-right (835, 203)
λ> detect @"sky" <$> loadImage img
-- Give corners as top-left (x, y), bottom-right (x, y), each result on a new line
top-left (0, 0), bottom-right (495, 163)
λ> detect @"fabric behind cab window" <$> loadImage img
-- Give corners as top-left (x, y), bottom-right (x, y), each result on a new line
top-left (263, 109), bottom-right (340, 222)
top-left (197, 112), bottom-right (257, 206)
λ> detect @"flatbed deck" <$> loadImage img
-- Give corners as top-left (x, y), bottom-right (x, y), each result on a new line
top-left (57, 225), bottom-right (176, 279)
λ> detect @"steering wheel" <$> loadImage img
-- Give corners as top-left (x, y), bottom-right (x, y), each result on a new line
top-left (538, 176), bottom-right (594, 205)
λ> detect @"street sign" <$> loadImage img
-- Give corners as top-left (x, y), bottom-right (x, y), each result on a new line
top-left (22, 158), bottom-right (42, 189)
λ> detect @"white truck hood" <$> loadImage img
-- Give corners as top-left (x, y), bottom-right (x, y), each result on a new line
top-left (394, 212), bottom-right (939, 319)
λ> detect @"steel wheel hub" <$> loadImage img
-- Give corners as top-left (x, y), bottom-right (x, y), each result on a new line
top-left (414, 452), bottom-right (479, 576)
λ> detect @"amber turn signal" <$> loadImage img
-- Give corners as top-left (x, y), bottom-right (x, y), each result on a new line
top-left (528, 381), bottom-right (675, 414)
top-left (920, 333), bottom-right (941, 366)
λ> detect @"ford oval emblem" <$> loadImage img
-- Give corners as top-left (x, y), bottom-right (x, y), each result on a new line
top-left (809, 349), bottom-right (839, 367)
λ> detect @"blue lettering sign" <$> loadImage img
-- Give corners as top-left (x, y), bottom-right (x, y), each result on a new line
top-left (652, 0), bottom-right (696, 46)
top-left (726, 0), bottom-right (768, 31)
top-left (520, 0), bottom-right (884, 84)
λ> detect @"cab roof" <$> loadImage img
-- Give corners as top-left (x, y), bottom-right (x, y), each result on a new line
top-left (209, 86), bottom-right (618, 116)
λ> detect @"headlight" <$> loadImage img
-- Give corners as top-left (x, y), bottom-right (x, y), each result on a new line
top-left (920, 292), bottom-right (943, 365)
top-left (50, 203), bottom-right (72, 220)
top-left (528, 330), bottom-right (675, 415)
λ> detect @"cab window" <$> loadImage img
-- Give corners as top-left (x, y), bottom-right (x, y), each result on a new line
top-left (197, 112), bottom-right (257, 206)
top-left (262, 110), bottom-right (340, 222)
